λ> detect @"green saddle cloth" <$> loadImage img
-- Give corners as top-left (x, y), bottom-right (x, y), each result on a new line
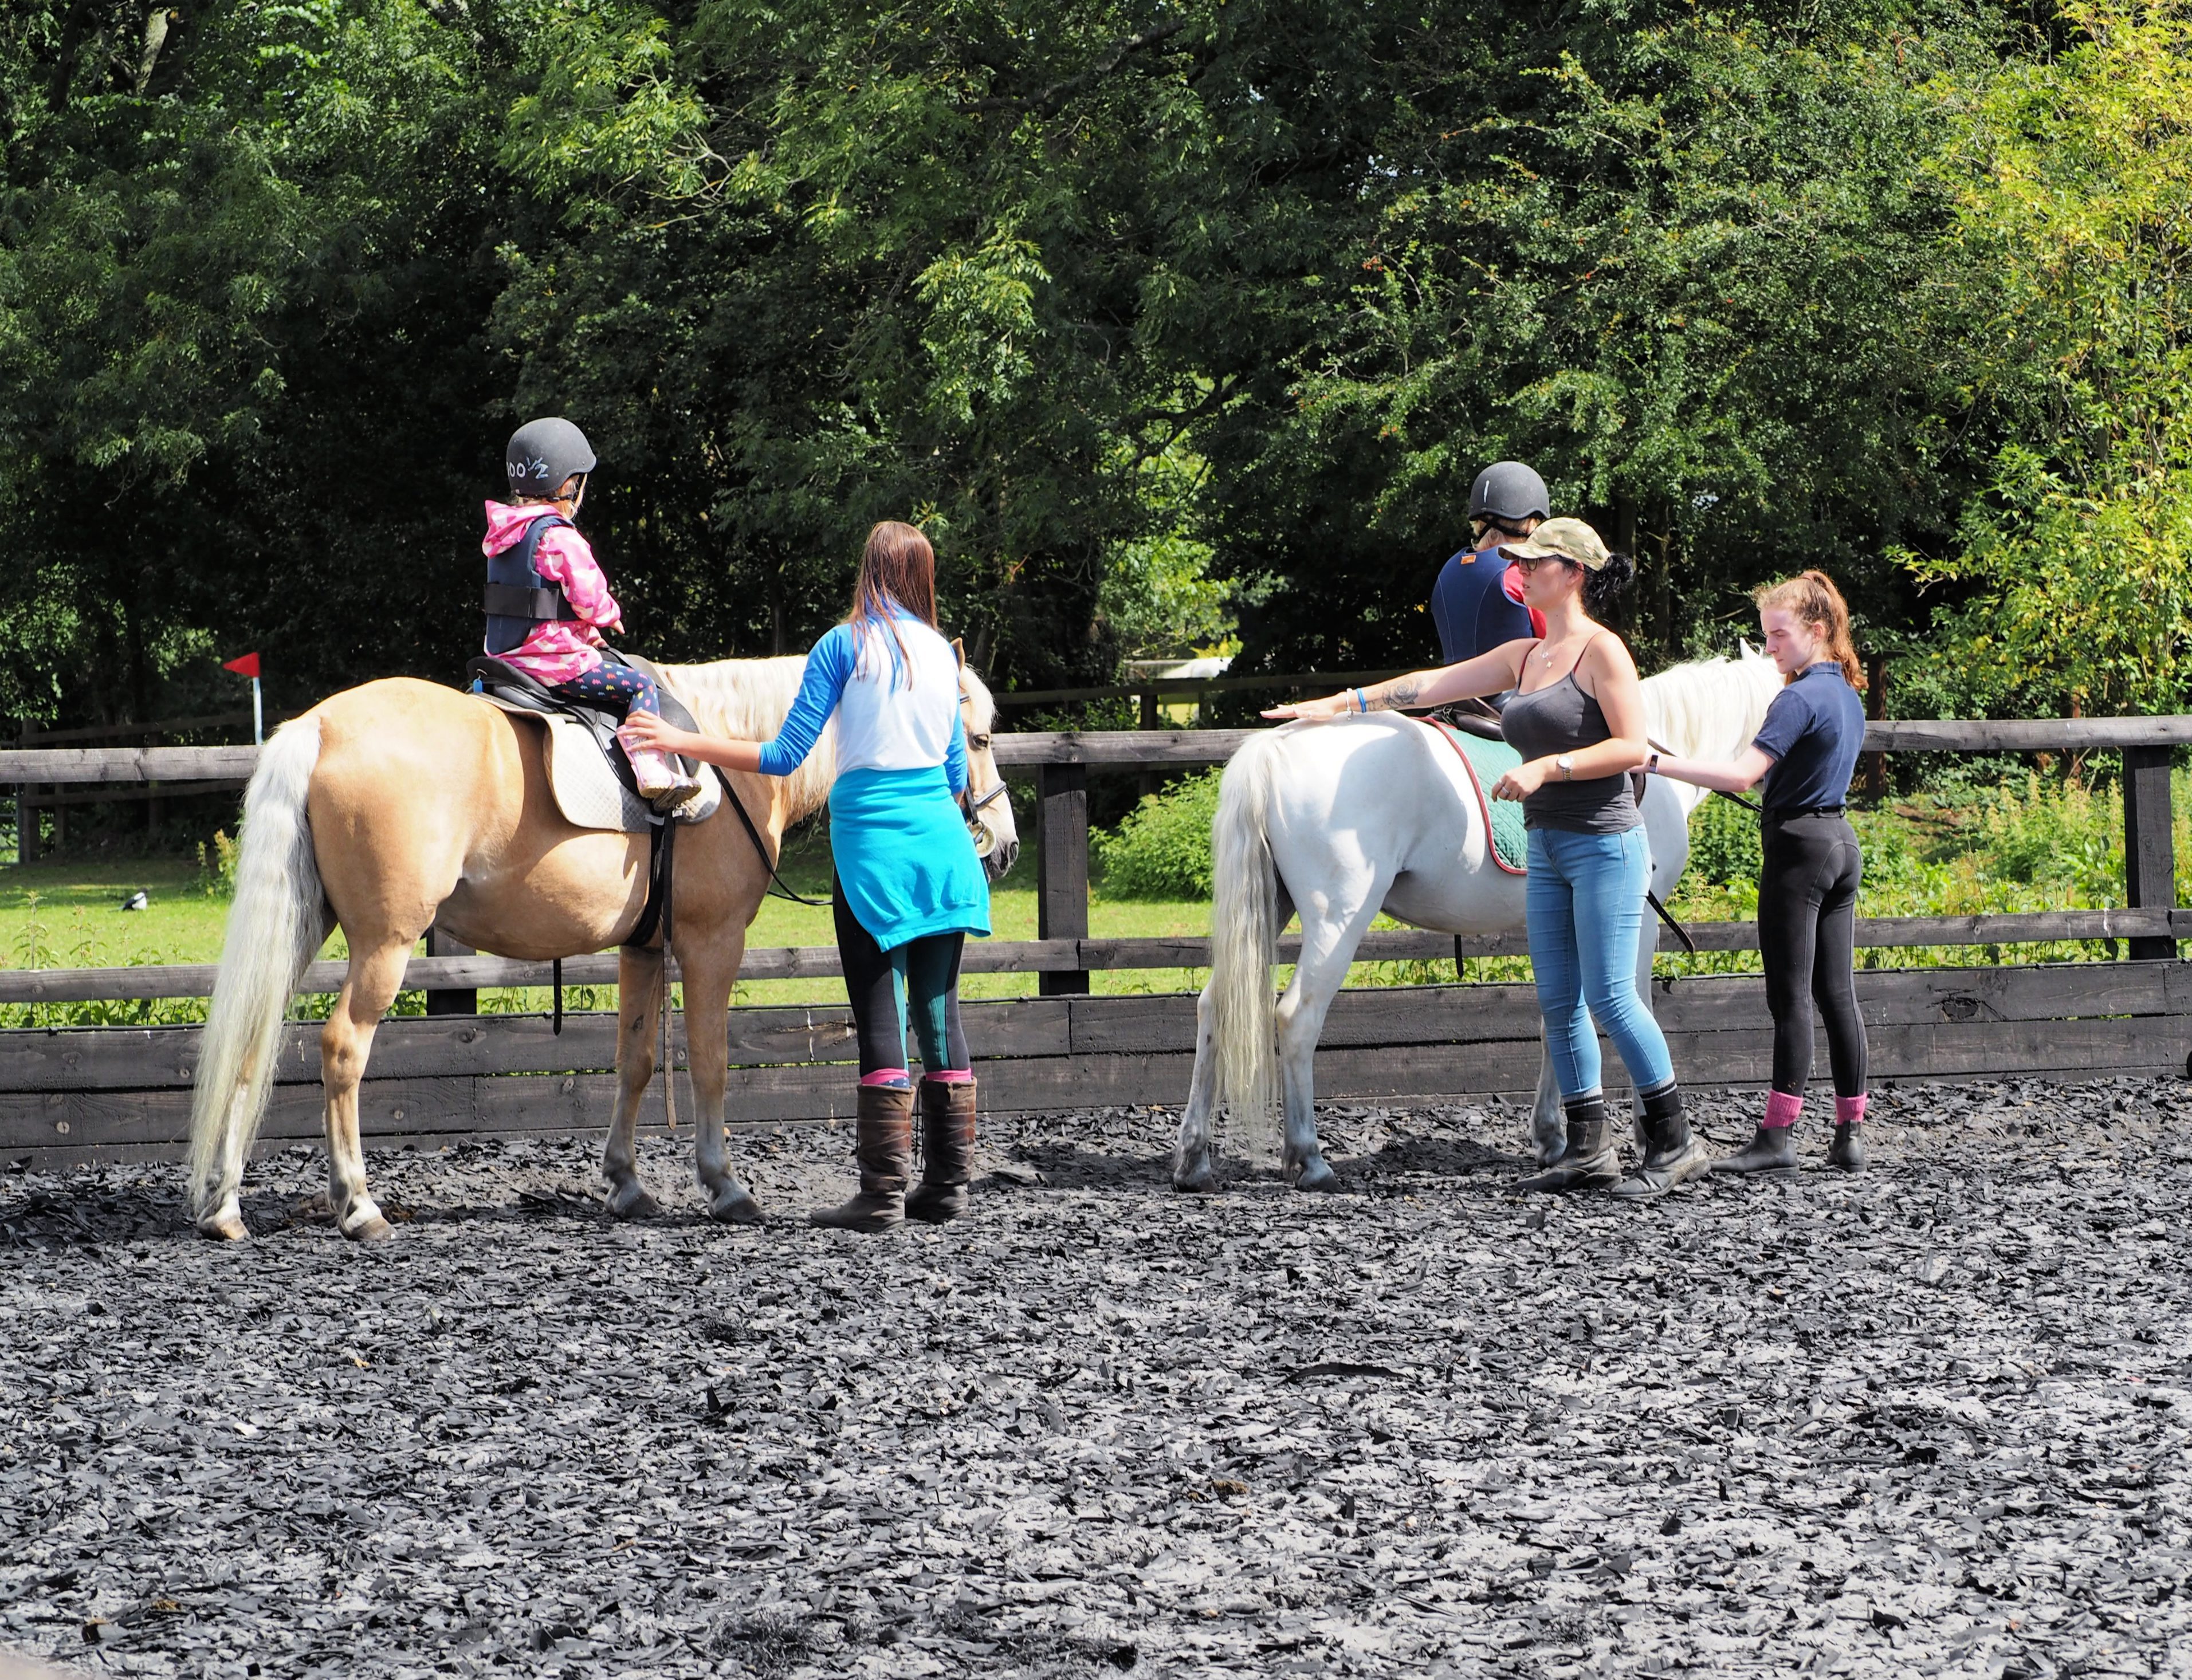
top-left (1431, 723), bottom-right (1530, 874)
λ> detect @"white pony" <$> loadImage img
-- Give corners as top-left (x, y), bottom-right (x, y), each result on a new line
top-left (1173, 648), bottom-right (1784, 1190)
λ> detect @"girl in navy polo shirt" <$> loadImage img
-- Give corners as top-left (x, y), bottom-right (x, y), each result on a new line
top-left (1648, 571), bottom-right (1871, 1173)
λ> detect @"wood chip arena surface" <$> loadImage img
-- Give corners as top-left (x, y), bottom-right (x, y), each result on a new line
top-left (3, 1081), bottom-right (2188, 1678)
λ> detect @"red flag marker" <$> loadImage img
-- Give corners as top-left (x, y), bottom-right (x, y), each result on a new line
top-left (222, 652), bottom-right (264, 741)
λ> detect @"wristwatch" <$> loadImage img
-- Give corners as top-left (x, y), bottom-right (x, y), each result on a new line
top-left (1647, 751), bottom-right (1660, 774)
top-left (1557, 754), bottom-right (1576, 782)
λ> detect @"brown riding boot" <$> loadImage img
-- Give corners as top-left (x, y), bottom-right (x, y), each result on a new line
top-left (906, 1076), bottom-right (977, 1224)
top-left (812, 1083), bottom-right (913, 1232)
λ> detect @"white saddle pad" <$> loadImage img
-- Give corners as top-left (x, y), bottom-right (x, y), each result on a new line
top-left (476, 695), bottom-right (721, 835)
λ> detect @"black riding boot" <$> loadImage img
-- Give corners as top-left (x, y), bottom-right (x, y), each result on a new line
top-left (812, 1084), bottom-right (912, 1232)
top-left (1610, 1082), bottom-right (1711, 1200)
top-left (1514, 1097), bottom-right (1621, 1194)
top-left (1714, 1125), bottom-right (1801, 1175)
top-left (1826, 1122), bottom-right (1868, 1171)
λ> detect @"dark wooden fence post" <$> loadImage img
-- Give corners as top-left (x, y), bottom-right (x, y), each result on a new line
top-left (1863, 654), bottom-right (1888, 803)
top-left (2121, 744), bottom-right (2177, 961)
top-left (423, 924), bottom-right (478, 1015)
top-left (1036, 761), bottom-right (1090, 996)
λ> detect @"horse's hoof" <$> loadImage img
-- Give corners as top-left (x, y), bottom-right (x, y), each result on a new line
top-left (709, 1193), bottom-right (765, 1226)
top-left (196, 1213), bottom-right (249, 1242)
top-left (1173, 1162), bottom-right (1217, 1194)
top-left (1293, 1159), bottom-right (1341, 1194)
top-left (346, 1214), bottom-right (395, 1244)
top-left (607, 1186), bottom-right (662, 1221)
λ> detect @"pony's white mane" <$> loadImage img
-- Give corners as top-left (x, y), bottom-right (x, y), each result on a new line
top-left (655, 653), bottom-right (999, 826)
top-left (1641, 644), bottom-right (1782, 763)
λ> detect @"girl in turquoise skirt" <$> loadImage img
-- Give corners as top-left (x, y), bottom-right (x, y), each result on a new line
top-left (622, 521), bottom-right (990, 1230)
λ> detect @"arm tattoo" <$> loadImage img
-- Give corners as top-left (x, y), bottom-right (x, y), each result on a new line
top-left (1373, 677), bottom-right (1423, 712)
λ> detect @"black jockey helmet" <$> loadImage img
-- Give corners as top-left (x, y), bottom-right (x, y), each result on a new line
top-left (505, 417), bottom-right (597, 501)
top-left (1467, 460), bottom-right (1550, 526)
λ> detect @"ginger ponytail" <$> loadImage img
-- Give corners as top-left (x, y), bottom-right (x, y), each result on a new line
top-left (1755, 569), bottom-right (1864, 690)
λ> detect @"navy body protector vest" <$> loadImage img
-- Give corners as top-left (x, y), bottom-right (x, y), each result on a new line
top-left (1430, 541), bottom-right (1535, 667)
top-left (484, 514), bottom-right (581, 655)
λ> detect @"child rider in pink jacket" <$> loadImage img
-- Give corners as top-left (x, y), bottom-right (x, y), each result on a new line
top-left (487, 418), bottom-right (700, 808)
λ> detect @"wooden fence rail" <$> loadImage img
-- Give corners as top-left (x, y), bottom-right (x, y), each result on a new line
top-left (0, 713), bottom-right (2186, 1170)
top-left (3, 714), bottom-right (2187, 995)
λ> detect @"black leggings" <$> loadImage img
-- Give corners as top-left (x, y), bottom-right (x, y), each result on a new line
top-left (834, 878), bottom-right (969, 1077)
top-left (1758, 811), bottom-right (1867, 1099)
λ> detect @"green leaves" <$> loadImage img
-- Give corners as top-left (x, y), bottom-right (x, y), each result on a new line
top-left (914, 221), bottom-right (1050, 427)
top-left (1914, 0), bottom-right (2192, 715)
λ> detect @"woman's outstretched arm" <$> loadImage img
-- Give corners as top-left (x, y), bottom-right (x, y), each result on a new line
top-left (619, 712), bottom-right (763, 773)
top-left (1651, 745), bottom-right (1775, 793)
top-left (1262, 642), bottom-right (1531, 722)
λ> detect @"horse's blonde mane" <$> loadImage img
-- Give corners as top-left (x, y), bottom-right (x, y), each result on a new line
top-left (1641, 644), bottom-right (1782, 764)
top-left (655, 651), bottom-right (999, 826)
top-left (657, 656), bottom-right (837, 823)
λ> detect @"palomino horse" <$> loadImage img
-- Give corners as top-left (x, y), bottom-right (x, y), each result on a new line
top-left (1173, 648), bottom-right (1784, 1190)
top-left (186, 658), bottom-right (1017, 1241)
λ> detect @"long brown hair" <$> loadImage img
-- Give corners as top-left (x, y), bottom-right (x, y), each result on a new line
top-left (1755, 569), bottom-right (1864, 690)
top-left (848, 520), bottom-right (938, 686)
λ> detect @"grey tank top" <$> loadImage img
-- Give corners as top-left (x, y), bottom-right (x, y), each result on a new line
top-left (1500, 648), bottom-right (1640, 834)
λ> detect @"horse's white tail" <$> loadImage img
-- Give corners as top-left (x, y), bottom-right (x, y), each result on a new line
top-left (1208, 733), bottom-right (1283, 1155)
top-left (187, 717), bottom-right (328, 1220)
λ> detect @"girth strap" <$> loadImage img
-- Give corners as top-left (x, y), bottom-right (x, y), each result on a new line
top-left (623, 811), bottom-right (678, 951)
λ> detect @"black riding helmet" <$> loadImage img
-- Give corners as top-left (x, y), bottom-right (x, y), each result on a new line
top-left (1467, 460), bottom-right (1550, 526)
top-left (505, 417), bottom-right (597, 502)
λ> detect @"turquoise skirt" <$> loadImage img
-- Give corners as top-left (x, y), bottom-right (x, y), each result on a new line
top-left (828, 765), bottom-right (992, 949)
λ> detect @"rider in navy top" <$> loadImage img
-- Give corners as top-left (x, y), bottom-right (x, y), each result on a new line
top-left (1430, 461), bottom-right (1551, 681)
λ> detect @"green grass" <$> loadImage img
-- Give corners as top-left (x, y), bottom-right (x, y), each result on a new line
top-left (0, 768), bottom-right (2180, 1025)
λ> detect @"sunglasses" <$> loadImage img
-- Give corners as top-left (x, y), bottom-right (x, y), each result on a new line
top-left (1514, 553), bottom-right (1580, 574)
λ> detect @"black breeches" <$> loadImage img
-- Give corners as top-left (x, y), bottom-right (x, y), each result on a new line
top-left (833, 878), bottom-right (969, 1077)
top-left (1758, 811), bottom-right (1867, 1099)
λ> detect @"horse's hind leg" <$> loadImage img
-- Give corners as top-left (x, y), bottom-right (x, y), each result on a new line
top-left (603, 947), bottom-right (666, 1218)
top-left (319, 937), bottom-right (413, 1241)
top-left (1172, 983), bottom-right (1223, 1192)
top-left (1278, 884), bottom-right (1387, 1193)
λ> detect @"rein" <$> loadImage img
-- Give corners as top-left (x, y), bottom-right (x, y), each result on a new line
top-left (712, 766), bottom-right (833, 908)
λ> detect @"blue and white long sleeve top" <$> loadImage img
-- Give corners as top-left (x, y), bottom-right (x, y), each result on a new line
top-left (757, 612), bottom-right (967, 792)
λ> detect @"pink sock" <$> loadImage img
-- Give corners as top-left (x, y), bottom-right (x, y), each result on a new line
top-left (860, 1068), bottom-right (911, 1088)
top-left (1763, 1090), bottom-right (1804, 1128)
top-left (1836, 1093), bottom-right (1868, 1126)
top-left (922, 1069), bottom-right (974, 1084)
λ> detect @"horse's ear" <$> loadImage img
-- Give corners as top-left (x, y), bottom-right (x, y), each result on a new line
top-left (951, 636), bottom-right (965, 669)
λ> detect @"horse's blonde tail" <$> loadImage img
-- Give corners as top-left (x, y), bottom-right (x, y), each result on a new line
top-left (187, 717), bottom-right (328, 1223)
top-left (1208, 733), bottom-right (1283, 1156)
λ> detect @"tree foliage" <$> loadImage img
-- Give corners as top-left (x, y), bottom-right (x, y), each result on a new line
top-left (1910, 0), bottom-right (2192, 715)
top-left (0, 0), bottom-right (2159, 735)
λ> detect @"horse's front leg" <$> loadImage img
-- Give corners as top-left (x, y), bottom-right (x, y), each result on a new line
top-left (603, 946), bottom-right (665, 1218)
top-left (1529, 1038), bottom-right (1566, 1166)
top-left (679, 933), bottom-right (763, 1225)
top-left (1172, 983), bottom-right (1223, 1192)
top-left (1278, 888), bottom-right (1387, 1193)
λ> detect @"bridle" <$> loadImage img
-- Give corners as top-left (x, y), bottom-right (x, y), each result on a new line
top-left (959, 722), bottom-right (1009, 853)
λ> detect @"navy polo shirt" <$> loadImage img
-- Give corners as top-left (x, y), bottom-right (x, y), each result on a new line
top-left (1430, 543), bottom-right (1537, 664)
top-left (1751, 662), bottom-right (1865, 811)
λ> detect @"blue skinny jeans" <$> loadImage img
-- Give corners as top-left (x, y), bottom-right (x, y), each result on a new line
top-left (1525, 825), bottom-right (1675, 1099)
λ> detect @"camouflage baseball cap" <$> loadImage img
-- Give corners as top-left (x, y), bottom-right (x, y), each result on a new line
top-left (1498, 516), bottom-right (1613, 572)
